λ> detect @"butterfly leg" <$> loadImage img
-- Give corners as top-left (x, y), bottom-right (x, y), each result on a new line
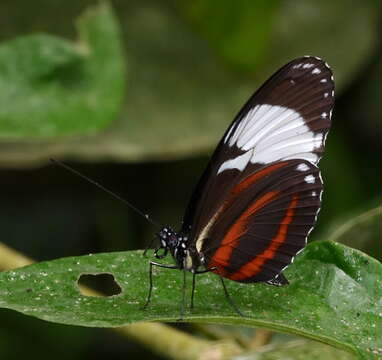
top-left (191, 273), bottom-right (196, 309)
top-left (212, 268), bottom-right (245, 317)
top-left (190, 268), bottom-right (215, 309)
top-left (190, 267), bottom-right (244, 316)
top-left (142, 261), bottom-right (178, 310)
top-left (179, 269), bottom-right (187, 320)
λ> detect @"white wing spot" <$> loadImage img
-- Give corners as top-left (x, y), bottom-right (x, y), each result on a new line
top-left (312, 191), bottom-right (317, 196)
top-left (331, 90), bottom-right (335, 97)
top-left (304, 175), bottom-right (315, 184)
top-left (296, 163), bottom-right (309, 172)
top-left (217, 56), bottom-right (335, 175)
top-left (217, 104), bottom-right (325, 173)
top-left (302, 63), bottom-right (314, 69)
top-left (217, 150), bottom-right (252, 174)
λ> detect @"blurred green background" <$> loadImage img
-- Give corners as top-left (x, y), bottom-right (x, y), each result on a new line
top-left (0, 0), bottom-right (381, 359)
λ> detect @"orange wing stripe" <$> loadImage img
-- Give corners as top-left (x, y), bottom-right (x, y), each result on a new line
top-left (209, 191), bottom-right (280, 269)
top-left (230, 162), bottom-right (289, 197)
top-left (228, 194), bottom-right (299, 281)
top-left (200, 162), bottom-right (289, 248)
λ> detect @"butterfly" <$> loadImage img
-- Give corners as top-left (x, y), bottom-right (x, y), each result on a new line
top-left (144, 56), bottom-right (335, 317)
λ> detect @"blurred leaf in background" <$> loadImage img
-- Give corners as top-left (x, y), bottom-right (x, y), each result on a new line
top-left (238, 339), bottom-right (356, 360)
top-left (0, 0), bottom-right (379, 166)
top-left (175, 0), bottom-right (280, 71)
top-left (0, 2), bottom-right (124, 138)
top-left (326, 204), bottom-right (382, 262)
top-left (177, 0), bottom-right (379, 88)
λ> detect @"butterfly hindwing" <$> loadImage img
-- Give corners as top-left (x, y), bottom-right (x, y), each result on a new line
top-left (201, 160), bottom-right (322, 282)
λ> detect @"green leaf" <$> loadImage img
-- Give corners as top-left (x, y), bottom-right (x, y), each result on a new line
top-left (0, 241), bottom-right (381, 359)
top-left (0, 1), bottom-right (124, 138)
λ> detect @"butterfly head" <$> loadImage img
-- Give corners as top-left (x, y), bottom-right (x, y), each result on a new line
top-left (155, 227), bottom-right (190, 268)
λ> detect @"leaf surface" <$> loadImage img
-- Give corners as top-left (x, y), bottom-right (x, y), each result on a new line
top-left (0, 241), bottom-right (381, 359)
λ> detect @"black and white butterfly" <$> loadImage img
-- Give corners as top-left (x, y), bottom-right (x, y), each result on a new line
top-left (144, 56), bottom-right (334, 316)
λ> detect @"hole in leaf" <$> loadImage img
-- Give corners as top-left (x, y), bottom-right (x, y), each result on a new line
top-left (77, 273), bottom-right (122, 297)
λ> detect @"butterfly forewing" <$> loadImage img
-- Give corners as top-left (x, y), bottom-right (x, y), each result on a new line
top-left (182, 56), bottom-right (334, 283)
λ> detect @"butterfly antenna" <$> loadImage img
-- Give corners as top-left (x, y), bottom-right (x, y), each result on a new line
top-left (50, 158), bottom-right (161, 229)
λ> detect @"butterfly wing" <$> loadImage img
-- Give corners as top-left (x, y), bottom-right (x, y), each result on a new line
top-left (202, 159), bottom-right (323, 283)
top-left (182, 56), bottom-right (334, 282)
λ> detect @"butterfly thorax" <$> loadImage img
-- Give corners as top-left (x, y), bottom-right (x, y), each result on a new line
top-left (155, 227), bottom-right (202, 271)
